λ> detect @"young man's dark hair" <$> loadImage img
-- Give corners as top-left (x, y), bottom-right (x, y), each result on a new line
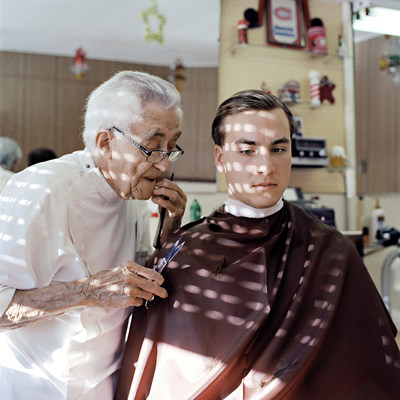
top-left (211, 89), bottom-right (295, 146)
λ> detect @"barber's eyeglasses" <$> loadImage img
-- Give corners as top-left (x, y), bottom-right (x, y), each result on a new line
top-left (109, 126), bottom-right (184, 163)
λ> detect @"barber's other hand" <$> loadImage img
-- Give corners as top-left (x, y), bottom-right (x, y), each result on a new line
top-left (152, 178), bottom-right (187, 237)
top-left (81, 261), bottom-right (168, 308)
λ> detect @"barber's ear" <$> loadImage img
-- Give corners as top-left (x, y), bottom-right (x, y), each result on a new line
top-left (95, 130), bottom-right (112, 156)
top-left (214, 145), bottom-right (225, 173)
top-left (11, 159), bottom-right (19, 173)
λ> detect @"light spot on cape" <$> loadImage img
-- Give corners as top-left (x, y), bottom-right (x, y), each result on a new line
top-left (242, 262), bottom-right (265, 273)
top-left (196, 269), bottom-right (211, 277)
top-left (220, 294), bottom-right (241, 304)
top-left (216, 237), bottom-right (243, 247)
top-left (226, 315), bottom-right (245, 326)
top-left (204, 310), bottom-right (224, 320)
top-left (239, 281), bottom-right (263, 291)
top-left (314, 300), bottom-right (329, 310)
top-left (232, 224), bottom-right (249, 234)
top-left (300, 336), bottom-right (311, 344)
top-left (276, 328), bottom-right (287, 337)
top-left (183, 285), bottom-right (202, 294)
top-left (181, 303), bottom-right (201, 313)
top-left (245, 301), bottom-right (265, 311)
top-left (203, 289), bottom-right (218, 299)
top-left (311, 318), bottom-right (323, 327)
top-left (323, 284), bottom-right (337, 293)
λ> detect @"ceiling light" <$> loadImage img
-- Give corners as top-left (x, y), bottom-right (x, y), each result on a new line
top-left (353, 7), bottom-right (400, 36)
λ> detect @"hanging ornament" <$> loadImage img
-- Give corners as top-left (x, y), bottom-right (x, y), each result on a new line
top-left (169, 58), bottom-right (186, 93)
top-left (330, 145), bottom-right (347, 168)
top-left (260, 81), bottom-right (271, 93)
top-left (141, 0), bottom-right (167, 45)
top-left (379, 35), bottom-right (400, 85)
top-left (337, 35), bottom-right (347, 58)
top-left (237, 19), bottom-right (249, 46)
top-left (307, 17), bottom-right (328, 57)
top-left (278, 79), bottom-right (302, 104)
top-left (71, 47), bottom-right (89, 80)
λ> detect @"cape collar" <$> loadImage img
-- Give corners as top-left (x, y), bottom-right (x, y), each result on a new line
top-left (224, 197), bottom-right (283, 219)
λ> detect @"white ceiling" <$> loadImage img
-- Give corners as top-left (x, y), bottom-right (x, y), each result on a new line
top-left (0, 0), bottom-right (221, 67)
top-left (1, 0), bottom-right (400, 67)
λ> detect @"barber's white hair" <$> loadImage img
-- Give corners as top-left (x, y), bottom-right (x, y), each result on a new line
top-left (0, 137), bottom-right (23, 170)
top-left (82, 70), bottom-right (182, 152)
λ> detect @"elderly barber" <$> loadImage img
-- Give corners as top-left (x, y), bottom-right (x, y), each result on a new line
top-left (0, 70), bottom-right (186, 399)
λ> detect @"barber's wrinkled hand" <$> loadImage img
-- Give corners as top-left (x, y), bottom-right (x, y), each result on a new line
top-left (152, 177), bottom-right (187, 236)
top-left (82, 261), bottom-right (168, 308)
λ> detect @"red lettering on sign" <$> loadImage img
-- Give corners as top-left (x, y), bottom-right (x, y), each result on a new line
top-left (274, 7), bottom-right (291, 20)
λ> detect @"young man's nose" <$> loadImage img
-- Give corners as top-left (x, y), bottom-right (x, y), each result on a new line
top-left (256, 153), bottom-right (275, 175)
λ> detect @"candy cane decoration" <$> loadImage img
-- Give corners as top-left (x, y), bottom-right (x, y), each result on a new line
top-left (309, 70), bottom-right (321, 108)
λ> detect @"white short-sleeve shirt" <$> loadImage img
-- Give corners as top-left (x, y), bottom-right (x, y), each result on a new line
top-left (0, 149), bottom-right (151, 399)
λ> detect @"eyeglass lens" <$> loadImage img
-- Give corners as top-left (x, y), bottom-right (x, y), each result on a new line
top-left (147, 149), bottom-right (182, 163)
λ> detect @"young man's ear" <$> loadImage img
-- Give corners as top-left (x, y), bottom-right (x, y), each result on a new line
top-left (95, 130), bottom-right (112, 156)
top-left (214, 145), bottom-right (225, 174)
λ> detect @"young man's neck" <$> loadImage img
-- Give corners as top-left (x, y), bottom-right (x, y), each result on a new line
top-left (224, 198), bottom-right (283, 218)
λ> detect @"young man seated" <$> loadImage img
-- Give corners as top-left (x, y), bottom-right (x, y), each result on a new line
top-left (116, 90), bottom-right (400, 400)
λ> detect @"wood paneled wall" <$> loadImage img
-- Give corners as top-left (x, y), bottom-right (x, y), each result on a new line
top-left (0, 51), bottom-right (217, 181)
top-left (355, 36), bottom-right (400, 194)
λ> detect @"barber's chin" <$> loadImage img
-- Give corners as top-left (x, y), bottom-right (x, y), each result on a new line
top-left (131, 184), bottom-right (155, 200)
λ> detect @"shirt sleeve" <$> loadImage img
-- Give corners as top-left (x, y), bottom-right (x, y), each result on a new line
top-left (0, 285), bottom-right (16, 317)
top-left (0, 171), bottom-right (85, 315)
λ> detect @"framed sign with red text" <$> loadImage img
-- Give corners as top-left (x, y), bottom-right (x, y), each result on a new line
top-left (266, 0), bottom-right (306, 48)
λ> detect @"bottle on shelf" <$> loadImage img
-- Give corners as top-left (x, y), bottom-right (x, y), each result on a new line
top-left (370, 198), bottom-right (385, 244)
top-left (190, 198), bottom-right (202, 222)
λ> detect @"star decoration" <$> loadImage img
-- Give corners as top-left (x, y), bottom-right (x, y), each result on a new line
top-left (141, 0), bottom-right (167, 45)
top-left (319, 76), bottom-right (336, 104)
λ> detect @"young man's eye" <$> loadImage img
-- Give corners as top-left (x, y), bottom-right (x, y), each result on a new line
top-left (272, 147), bottom-right (286, 153)
top-left (239, 148), bottom-right (254, 155)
